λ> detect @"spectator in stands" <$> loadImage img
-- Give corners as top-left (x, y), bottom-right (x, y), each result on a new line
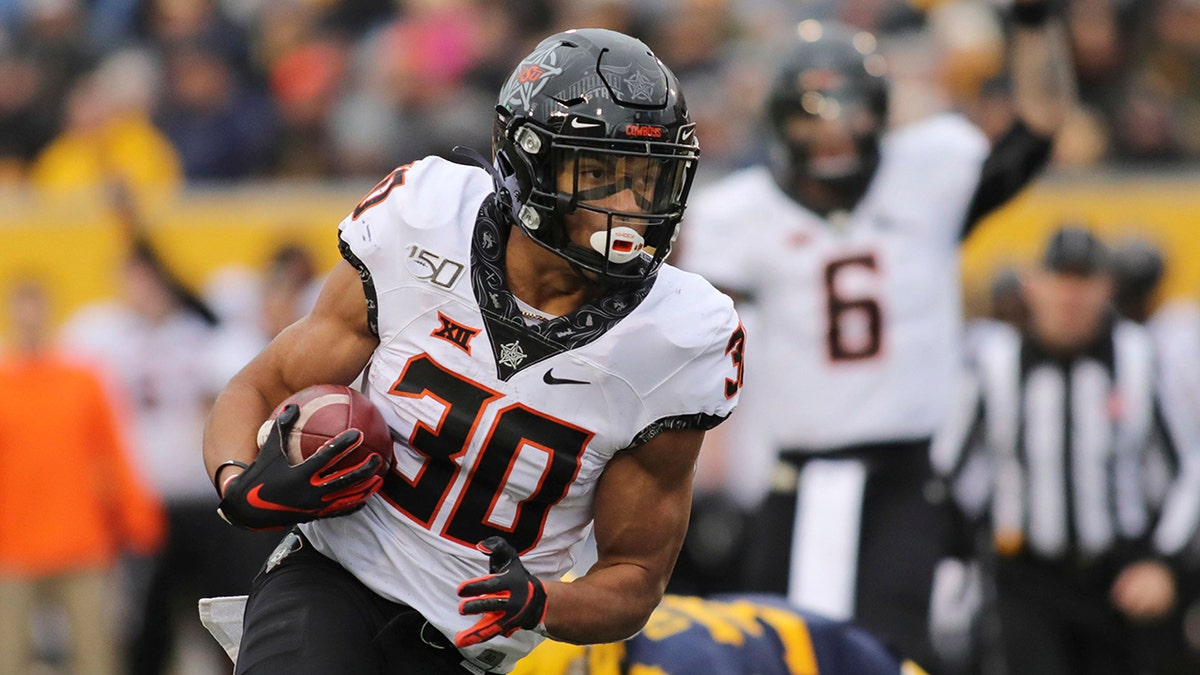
top-left (156, 39), bottom-right (279, 180)
top-left (141, 0), bottom-right (250, 76)
top-left (0, 42), bottom-right (55, 182)
top-left (0, 0), bottom-right (95, 181)
top-left (267, 31), bottom-right (349, 178)
top-left (140, 0), bottom-right (275, 180)
top-left (7, 0), bottom-right (1200, 183)
top-left (28, 48), bottom-right (182, 198)
top-left (0, 277), bottom-right (164, 675)
top-left (1144, 0), bottom-right (1200, 157)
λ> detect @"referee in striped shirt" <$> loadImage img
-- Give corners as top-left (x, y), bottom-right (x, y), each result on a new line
top-left (933, 225), bottom-right (1200, 675)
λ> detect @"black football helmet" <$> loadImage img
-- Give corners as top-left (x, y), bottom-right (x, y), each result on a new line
top-left (766, 20), bottom-right (888, 214)
top-left (1110, 238), bottom-right (1165, 321)
top-left (491, 28), bottom-right (699, 281)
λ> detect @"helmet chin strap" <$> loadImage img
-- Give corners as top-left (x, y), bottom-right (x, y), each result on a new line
top-left (452, 145), bottom-right (502, 184)
top-left (590, 226), bottom-right (645, 264)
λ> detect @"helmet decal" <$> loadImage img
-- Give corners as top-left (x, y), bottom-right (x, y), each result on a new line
top-left (618, 67), bottom-right (658, 101)
top-left (500, 42), bottom-right (564, 112)
top-left (625, 124), bottom-right (666, 138)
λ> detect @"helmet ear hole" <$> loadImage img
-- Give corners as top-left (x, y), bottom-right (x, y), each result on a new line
top-left (518, 205), bottom-right (541, 230)
top-left (515, 126), bottom-right (544, 155)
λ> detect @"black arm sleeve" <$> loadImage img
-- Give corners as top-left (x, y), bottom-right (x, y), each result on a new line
top-left (960, 120), bottom-right (1054, 240)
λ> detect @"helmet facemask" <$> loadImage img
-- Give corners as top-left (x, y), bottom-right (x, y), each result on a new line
top-left (769, 92), bottom-right (884, 212)
top-left (490, 29), bottom-right (699, 283)
top-left (766, 21), bottom-right (889, 215)
top-left (552, 137), bottom-right (696, 277)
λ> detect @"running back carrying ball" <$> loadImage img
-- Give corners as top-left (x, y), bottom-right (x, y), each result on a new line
top-left (217, 385), bottom-right (395, 530)
top-left (259, 384), bottom-right (394, 467)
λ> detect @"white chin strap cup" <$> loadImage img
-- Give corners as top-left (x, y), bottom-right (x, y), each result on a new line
top-left (590, 226), bottom-right (645, 265)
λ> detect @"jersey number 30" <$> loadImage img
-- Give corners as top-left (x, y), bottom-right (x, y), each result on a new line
top-left (379, 354), bottom-right (591, 553)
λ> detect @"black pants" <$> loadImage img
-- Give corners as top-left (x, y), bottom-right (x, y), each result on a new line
top-left (741, 440), bottom-right (946, 669)
top-left (991, 555), bottom-right (1171, 675)
top-left (236, 531), bottom-right (475, 675)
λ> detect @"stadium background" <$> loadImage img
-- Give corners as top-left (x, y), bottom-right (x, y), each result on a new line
top-left (1, 0), bottom-right (1199, 337)
top-left (3, 172), bottom-right (1199, 336)
top-left (2, 0), bottom-right (1200, 672)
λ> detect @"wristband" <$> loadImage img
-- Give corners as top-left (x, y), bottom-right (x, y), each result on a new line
top-left (1011, 0), bottom-right (1054, 27)
top-left (213, 460), bottom-right (250, 495)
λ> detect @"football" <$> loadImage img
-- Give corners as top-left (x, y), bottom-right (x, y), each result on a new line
top-left (258, 384), bottom-right (395, 471)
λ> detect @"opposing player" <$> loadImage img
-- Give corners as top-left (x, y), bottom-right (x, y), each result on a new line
top-left (202, 28), bottom-right (743, 674)
top-left (676, 2), bottom-right (1074, 665)
top-left (512, 594), bottom-right (928, 675)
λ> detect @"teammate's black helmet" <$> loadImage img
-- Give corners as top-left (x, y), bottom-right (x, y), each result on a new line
top-left (766, 21), bottom-right (888, 213)
top-left (492, 28), bottom-right (699, 281)
top-left (1110, 238), bottom-right (1165, 321)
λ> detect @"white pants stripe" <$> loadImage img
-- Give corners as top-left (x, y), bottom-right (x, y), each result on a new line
top-left (787, 458), bottom-right (867, 620)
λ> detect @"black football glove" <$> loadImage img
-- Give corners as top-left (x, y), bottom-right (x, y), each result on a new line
top-left (217, 404), bottom-right (385, 531)
top-left (455, 536), bottom-right (548, 647)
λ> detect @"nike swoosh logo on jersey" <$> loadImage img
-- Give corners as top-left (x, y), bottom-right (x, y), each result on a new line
top-left (681, 127), bottom-right (695, 141)
top-left (246, 485), bottom-right (311, 513)
top-left (543, 369), bottom-right (589, 386)
top-left (570, 118), bottom-right (601, 129)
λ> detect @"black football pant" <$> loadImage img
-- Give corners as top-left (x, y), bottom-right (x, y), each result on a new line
top-left (740, 440), bottom-right (946, 670)
top-left (236, 530), bottom-right (477, 675)
top-left (991, 555), bottom-right (1173, 675)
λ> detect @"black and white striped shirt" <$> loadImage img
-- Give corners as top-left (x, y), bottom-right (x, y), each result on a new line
top-left (934, 319), bottom-right (1200, 563)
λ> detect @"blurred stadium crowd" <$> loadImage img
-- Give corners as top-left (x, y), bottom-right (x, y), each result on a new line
top-left (1, 0), bottom-right (1200, 195)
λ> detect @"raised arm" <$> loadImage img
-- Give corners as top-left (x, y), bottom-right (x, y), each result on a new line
top-left (961, 0), bottom-right (1078, 235)
top-left (202, 260), bottom-right (379, 493)
top-left (1009, 0), bottom-right (1076, 137)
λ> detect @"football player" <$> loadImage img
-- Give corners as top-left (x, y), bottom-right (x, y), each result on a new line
top-left (1110, 237), bottom-right (1165, 324)
top-left (676, 1), bottom-right (1074, 666)
top-left (511, 594), bottom-right (928, 675)
top-left (203, 28), bottom-right (744, 674)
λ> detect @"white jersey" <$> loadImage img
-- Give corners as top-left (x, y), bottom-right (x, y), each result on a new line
top-left (678, 114), bottom-right (989, 452)
top-left (300, 157), bottom-right (742, 672)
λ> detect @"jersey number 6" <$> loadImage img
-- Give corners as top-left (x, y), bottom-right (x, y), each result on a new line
top-left (824, 254), bottom-right (883, 362)
top-left (380, 354), bottom-right (592, 553)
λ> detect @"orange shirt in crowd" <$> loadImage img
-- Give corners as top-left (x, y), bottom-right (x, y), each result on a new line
top-left (0, 353), bottom-right (165, 577)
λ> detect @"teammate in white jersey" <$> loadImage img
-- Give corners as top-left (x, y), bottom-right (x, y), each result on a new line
top-left (202, 29), bottom-right (743, 674)
top-left (676, 4), bottom-right (1074, 666)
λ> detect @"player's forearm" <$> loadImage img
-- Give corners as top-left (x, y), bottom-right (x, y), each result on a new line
top-left (538, 429), bottom-right (700, 643)
top-left (540, 560), bottom-right (670, 644)
top-left (1009, 1), bottom-right (1075, 136)
top-left (202, 375), bottom-right (277, 492)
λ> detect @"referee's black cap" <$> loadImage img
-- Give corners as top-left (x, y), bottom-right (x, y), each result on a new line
top-left (1041, 224), bottom-right (1109, 276)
